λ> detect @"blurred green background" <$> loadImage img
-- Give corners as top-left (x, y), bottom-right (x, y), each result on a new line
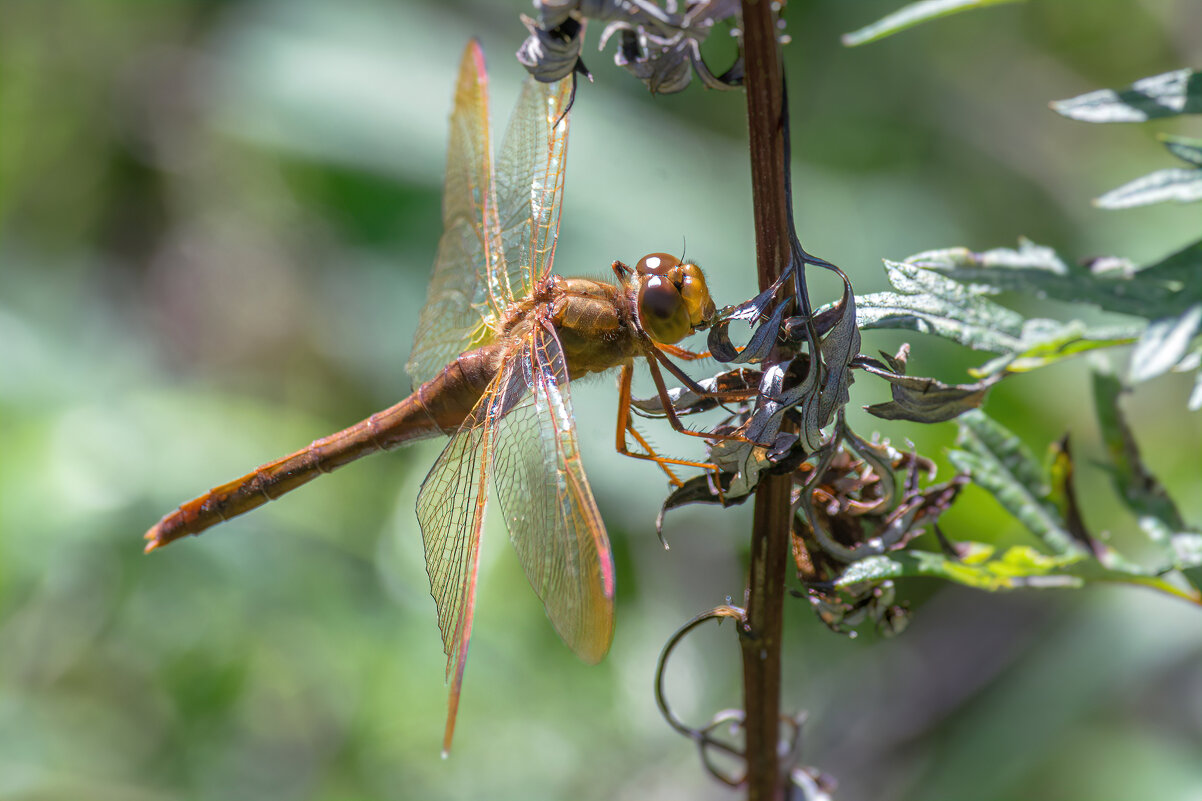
top-left (2, 1), bottom-right (1200, 799)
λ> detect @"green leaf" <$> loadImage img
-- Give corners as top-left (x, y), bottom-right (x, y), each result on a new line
top-left (842, 0), bottom-right (1025, 47)
top-left (1138, 235), bottom-right (1202, 284)
top-left (1095, 167), bottom-right (1202, 208)
top-left (972, 320), bottom-right (1140, 377)
top-left (1091, 370), bottom-right (1202, 570)
top-left (1068, 560), bottom-right (1202, 605)
top-left (1162, 134), bottom-right (1202, 166)
top-left (908, 239), bottom-right (1180, 317)
top-left (853, 239), bottom-right (1201, 404)
top-left (856, 260), bottom-right (1026, 352)
top-left (1050, 68), bottom-right (1202, 122)
top-left (835, 544), bottom-right (1085, 590)
top-left (837, 543), bottom-right (1201, 603)
top-left (1129, 303), bottom-right (1202, 382)
top-left (950, 410), bottom-right (1087, 556)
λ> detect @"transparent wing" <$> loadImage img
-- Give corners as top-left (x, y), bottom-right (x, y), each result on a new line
top-left (492, 73), bottom-right (573, 302)
top-left (414, 349), bottom-right (528, 753)
top-left (406, 40), bottom-right (501, 386)
top-left (490, 323), bottom-right (615, 664)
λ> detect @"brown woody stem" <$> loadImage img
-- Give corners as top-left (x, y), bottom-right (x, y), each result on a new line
top-left (739, 1), bottom-right (792, 800)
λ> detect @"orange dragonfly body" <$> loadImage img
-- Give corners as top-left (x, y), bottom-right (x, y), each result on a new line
top-left (145, 40), bottom-right (717, 752)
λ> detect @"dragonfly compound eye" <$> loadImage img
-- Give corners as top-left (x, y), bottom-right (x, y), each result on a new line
top-left (677, 263), bottom-right (716, 328)
top-left (635, 252), bottom-right (682, 277)
top-left (638, 274), bottom-right (692, 344)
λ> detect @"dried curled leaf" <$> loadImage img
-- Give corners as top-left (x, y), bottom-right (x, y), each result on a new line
top-left (858, 345), bottom-right (1002, 423)
top-left (517, 0), bottom-right (744, 93)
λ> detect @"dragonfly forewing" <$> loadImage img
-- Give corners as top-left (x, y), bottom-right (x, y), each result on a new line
top-left (406, 40), bottom-right (503, 386)
top-left (492, 70), bottom-right (573, 301)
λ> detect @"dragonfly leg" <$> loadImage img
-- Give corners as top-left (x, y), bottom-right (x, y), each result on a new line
top-left (656, 342), bottom-right (710, 361)
top-left (645, 353), bottom-right (756, 446)
top-left (615, 363), bottom-right (722, 484)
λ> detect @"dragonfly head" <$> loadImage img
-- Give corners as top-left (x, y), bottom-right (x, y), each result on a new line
top-left (630, 253), bottom-right (716, 344)
top-left (633, 253), bottom-right (716, 344)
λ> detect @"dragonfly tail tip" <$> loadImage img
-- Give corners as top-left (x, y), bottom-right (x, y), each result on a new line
top-left (143, 532), bottom-right (167, 554)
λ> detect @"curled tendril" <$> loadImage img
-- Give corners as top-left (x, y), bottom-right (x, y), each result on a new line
top-left (654, 605), bottom-right (804, 787)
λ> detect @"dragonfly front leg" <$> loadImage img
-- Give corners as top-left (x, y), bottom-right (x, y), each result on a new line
top-left (655, 342), bottom-right (710, 361)
top-left (614, 363), bottom-right (720, 485)
top-left (643, 351), bottom-right (761, 446)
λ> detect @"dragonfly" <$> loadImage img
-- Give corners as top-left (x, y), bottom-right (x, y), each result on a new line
top-left (144, 40), bottom-right (722, 753)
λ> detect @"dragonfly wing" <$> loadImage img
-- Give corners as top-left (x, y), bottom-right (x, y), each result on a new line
top-left (492, 73), bottom-right (573, 302)
top-left (406, 40), bottom-right (503, 387)
top-left (415, 351), bottom-right (529, 753)
top-left (491, 324), bottom-right (616, 664)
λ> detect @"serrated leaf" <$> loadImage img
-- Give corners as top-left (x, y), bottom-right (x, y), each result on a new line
top-left (842, 0), bottom-right (1024, 47)
top-left (911, 239), bottom-right (1181, 317)
top-left (1095, 167), bottom-right (1202, 208)
top-left (1051, 68), bottom-right (1202, 122)
top-left (1129, 303), bottom-right (1202, 382)
top-left (951, 410), bottom-right (1087, 557)
top-left (855, 260), bottom-right (1025, 352)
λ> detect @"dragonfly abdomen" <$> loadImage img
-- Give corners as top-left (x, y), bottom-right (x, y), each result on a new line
top-left (144, 344), bottom-right (506, 552)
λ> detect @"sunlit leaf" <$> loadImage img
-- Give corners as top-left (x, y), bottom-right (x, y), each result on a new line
top-left (1050, 68), bottom-right (1202, 122)
top-left (1129, 303), bottom-right (1202, 382)
top-left (972, 320), bottom-right (1140, 377)
top-left (852, 239), bottom-right (1201, 399)
top-left (1095, 167), bottom-right (1202, 208)
top-left (836, 544), bottom-right (1082, 590)
top-left (856, 260), bottom-right (1026, 352)
top-left (842, 0), bottom-right (1024, 47)
top-left (907, 239), bottom-right (1180, 317)
top-left (836, 544), bottom-right (1201, 604)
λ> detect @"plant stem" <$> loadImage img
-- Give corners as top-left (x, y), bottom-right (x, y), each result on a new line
top-left (740, 2), bottom-right (791, 800)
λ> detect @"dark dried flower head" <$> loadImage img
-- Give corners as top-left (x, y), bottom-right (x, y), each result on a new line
top-left (517, 0), bottom-right (745, 93)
